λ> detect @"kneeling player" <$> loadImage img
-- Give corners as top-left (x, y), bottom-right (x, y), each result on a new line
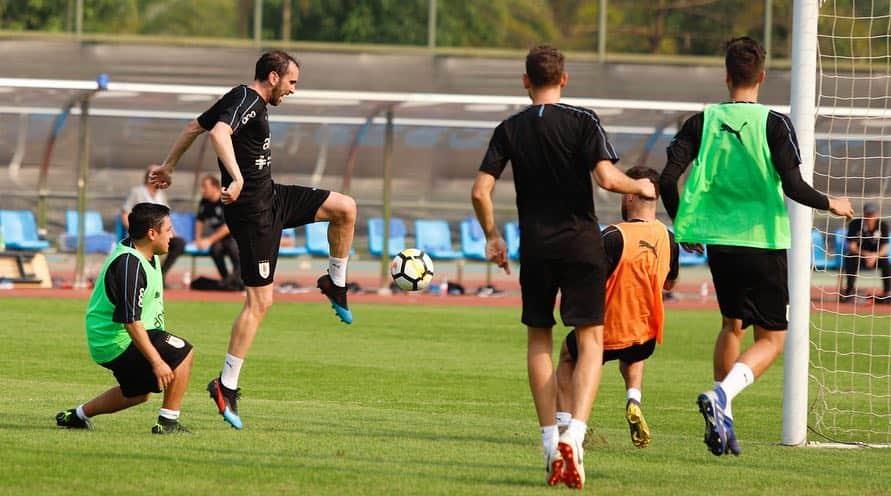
top-left (556, 166), bottom-right (678, 448)
top-left (56, 203), bottom-right (194, 434)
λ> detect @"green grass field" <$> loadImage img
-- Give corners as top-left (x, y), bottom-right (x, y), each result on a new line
top-left (1, 297), bottom-right (888, 495)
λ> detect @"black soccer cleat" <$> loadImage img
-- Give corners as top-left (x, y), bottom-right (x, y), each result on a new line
top-left (207, 377), bottom-right (243, 429)
top-left (317, 274), bottom-right (352, 324)
top-left (151, 416), bottom-right (192, 435)
top-left (55, 408), bottom-right (93, 430)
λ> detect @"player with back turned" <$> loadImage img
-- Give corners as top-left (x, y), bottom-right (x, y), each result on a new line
top-left (472, 45), bottom-right (655, 489)
top-left (660, 37), bottom-right (853, 457)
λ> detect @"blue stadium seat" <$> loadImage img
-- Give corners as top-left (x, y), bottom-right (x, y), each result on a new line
top-left (279, 228), bottom-right (308, 257)
top-left (368, 217), bottom-right (406, 257)
top-left (459, 216), bottom-right (487, 260)
top-left (812, 228), bottom-right (841, 270)
top-left (60, 210), bottom-right (116, 253)
top-left (414, 219), bottom-right (462, 260)
top-left (169, 212), bottom-right (209, 256)
top-left (666, 226), bottom-right (707, 266)
top-left (304, 222), bottom-right (354, 257)
top-left (504, 221), bottom-right (520, 261)
top-left (0, 210), bottom-right (50, 251)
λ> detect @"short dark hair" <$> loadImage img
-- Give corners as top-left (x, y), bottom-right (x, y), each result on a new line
top-left (254, 50), bottom-right (300, 82)
top-left (625, 165), bottom-right (660, 199)
top-left (525, 45), bottom-right (564, 87)
top-left (725, 37), bottom-right (766, 87)
top-left (202, 174), bottom-right (221, 188)
top-left (128, 203), bottom-right (169, 240)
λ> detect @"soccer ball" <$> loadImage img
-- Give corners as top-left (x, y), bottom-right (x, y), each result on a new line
top-left (390, 248), bottom-right (434, 292)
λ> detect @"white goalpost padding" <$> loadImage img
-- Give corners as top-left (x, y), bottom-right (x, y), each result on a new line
top-left (783, 0), bottom-right (819, 447)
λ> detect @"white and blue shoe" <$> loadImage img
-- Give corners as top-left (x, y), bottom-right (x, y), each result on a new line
top-left (697, 388), bottom-right (728, 456)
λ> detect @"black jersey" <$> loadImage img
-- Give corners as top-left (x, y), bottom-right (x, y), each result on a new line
top-left (479, 103), bottom-right (619, 262)
top-left (196, 197), bottom-right (226, 236)
top-left (198, 85), bottom-right (272, 213)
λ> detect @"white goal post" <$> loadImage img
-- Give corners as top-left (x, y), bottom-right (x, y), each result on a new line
top-left (785, 0), bottom-right (891, 448)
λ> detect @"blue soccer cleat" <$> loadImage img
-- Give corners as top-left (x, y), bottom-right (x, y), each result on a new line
top-left (317, 274), bottom-right (352, 324)
top-left (208, 377), bottom-right (243, 429)
top-left (724, 415), bottom-right (741, 456)
top-left (697, 389), bottom-right (727, 456)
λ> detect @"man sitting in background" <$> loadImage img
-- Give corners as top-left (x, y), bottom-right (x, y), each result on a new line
top-left (842, 202), bottom-right (891, 303)
top-left (194, 174), bottom-right (240, 283)
top-left (122, 164), bottom-right (185, 286)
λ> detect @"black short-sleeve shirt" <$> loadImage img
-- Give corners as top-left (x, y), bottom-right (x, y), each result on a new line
top-left (196, 198), bottom-right (227, 237)
top-left (198, 85), bottom-right (272, 213)
top-left (846, 217), bottom-right (889, 253)
top-left (479, 103), bottom-right (619, 262)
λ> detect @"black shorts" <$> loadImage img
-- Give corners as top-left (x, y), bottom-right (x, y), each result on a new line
top-left (707, 245), bottom-right (788, 331)
top-left (565, 330), bottom-right (656, 364)
top-left (99, 330), bottom-right (193, 398)
top-left (226, 184), bottom-right (330, 286)
top-left (519, 257), bottom-right (606, 328)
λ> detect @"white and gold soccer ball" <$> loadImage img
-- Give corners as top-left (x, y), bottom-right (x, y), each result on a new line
top-left (390, 248), bottom-right (435, 292)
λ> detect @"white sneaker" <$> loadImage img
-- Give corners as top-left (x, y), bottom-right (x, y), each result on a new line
top-left (545, 449), bottom-right (564, 486)
top-left (558, 431), bottom-right (585, 489)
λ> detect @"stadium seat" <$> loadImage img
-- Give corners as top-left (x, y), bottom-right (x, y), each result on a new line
top-left (169, 212), bottom-right (209, 256)
top-left (812, 228), bottom-right (841, 270)
top-left (414, 219), bottom-right (462, 260)
top-left (305, 222), bottom-right (355, 257)
top-left (504, 221), bottom-right (520, 260)
top-left (367, 217), bottom-right (406, 257)
top-left (0, 210), bottom-right (50, 251)
top-left (666, 226), bottom-right (707, 266)
top-left (279, 228), bottom-right (308, 257)
top-left (459, 216), bottom-right (487, 260)
top-left (60, 210), bottom-right (116, 253)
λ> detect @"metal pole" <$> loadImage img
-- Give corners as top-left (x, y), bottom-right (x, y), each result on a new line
top-left (379, 107), bottom-right (395, 291)
top-left (75, 0), bottom-right (83, 39)
top-left (764, 0), bottom-right (774, 66)
top-left (427, 0), bottom-right (437, 50)
top-left (73, 97), bottom-right (90, 289)
top-left (598, 0), bottom-right (607, 63)
top-left (782, 0), bottom-right (818, 447)
top-left (254, 0), bottom-right (263, 46)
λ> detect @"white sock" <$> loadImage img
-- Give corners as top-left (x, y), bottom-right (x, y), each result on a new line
top-left (328, 256), bottom-right (349, 287)
top-left (75, 404), bottom-right (90, 421)
top-left (720, 362), bottom-right (755, 403)
top-left (568, 419), bottom-right (587, 445)
top-left (555, 411), bottom-right (572, 429)
top-left (541, 424), bottom-right (559, 456)
top-left (220, 353), bottom-right (244, 390)
top-left (158, 408), bottom-right (180, 420)
top-left (627, 388), bottom-right (642, 404)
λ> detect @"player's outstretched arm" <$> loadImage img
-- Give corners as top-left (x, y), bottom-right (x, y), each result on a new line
top-left (152, 119), bottom-right (206, 189)
top-left (592, 160), bottom-right (656, 199)
top-left (471, 171), bottom-right (510, 274)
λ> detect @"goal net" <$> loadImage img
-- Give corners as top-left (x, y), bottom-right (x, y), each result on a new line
top-left (808, 0), bottom-right (891, 446)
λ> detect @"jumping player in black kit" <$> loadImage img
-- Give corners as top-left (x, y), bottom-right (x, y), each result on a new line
top-left (151, 51), bottom-right (358, 429)
top-left (471, 45), bottom-right (655, 489)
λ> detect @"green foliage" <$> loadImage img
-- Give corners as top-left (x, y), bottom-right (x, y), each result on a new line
top-left (1, 0), bottom-right (799, 57)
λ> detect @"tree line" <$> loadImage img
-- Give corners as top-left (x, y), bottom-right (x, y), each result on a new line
top-left (0, 1), bottom-right (876, 59)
